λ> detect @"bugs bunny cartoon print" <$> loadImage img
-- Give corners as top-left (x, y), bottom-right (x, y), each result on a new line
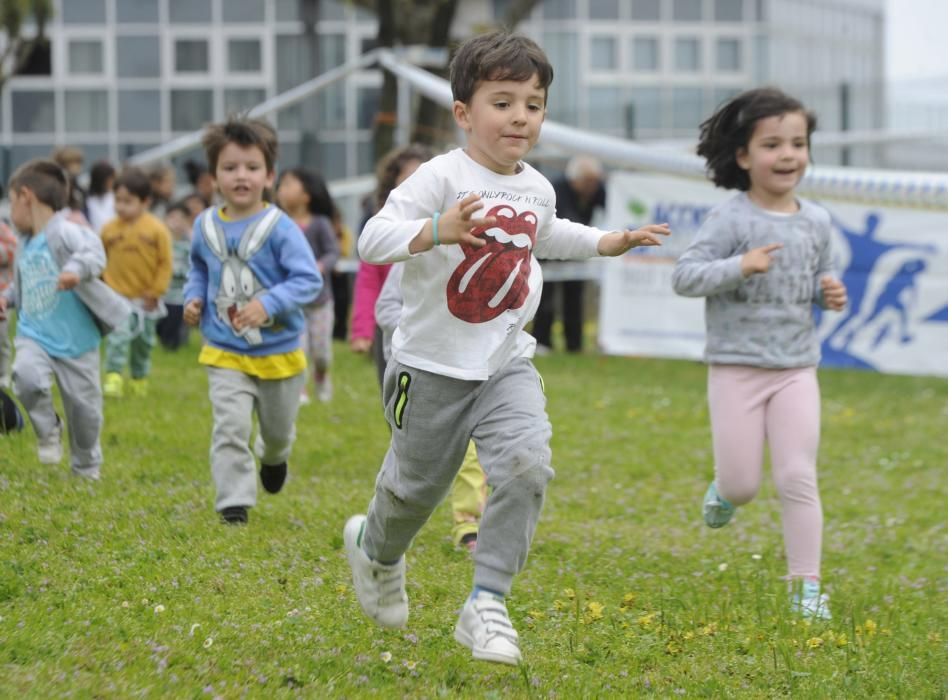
top-left (200, 207), bottom-right (282, 346)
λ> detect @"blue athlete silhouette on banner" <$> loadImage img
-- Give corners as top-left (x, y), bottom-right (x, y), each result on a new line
top-left (818, 211), bottom-right (940, 370)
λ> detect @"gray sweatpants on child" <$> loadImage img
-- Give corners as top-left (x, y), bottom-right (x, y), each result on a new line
top-left (363, 357), bottom-right (554, 595)
top-left (13, 336), bottom-right (103, 476)
top-left (0, 318), bottom-right (12, 389)
top-left (206, 366), bottom-right (305, 511)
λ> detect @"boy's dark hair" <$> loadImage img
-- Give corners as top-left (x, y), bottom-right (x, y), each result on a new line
top-left (166, 199), bottom-right (191, 218)
top-left (202, 116), bottom-right (278, 174)
top-left (375, 143), bottom-right (433, 209)
top-left (114, 167), bottom-right (151, 200)
top-left (697, 87), bottom-right (817, 191)
top-left (183, 159), bottom-right (208, 186)
top-left (449, 31), bottom-right (554, 104)
top-left (89, 160), bottom-right (116, 196)
top-left (8, 159), bottom-right (69, 210)
top-left (278, 167), bottom-right (337, 218)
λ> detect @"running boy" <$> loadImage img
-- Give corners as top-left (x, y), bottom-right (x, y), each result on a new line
top-left (100, 168), bottom-right (173, 398)
top-left (344, 31), bottom-right (669, 665)
top-left (0, 159), bottom-right (129, 477)
top-left (183, 116), bottom-right (321, 525)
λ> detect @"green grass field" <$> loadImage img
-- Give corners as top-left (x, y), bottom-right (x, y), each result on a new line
top-left (0, 339), bottom-right (945, 698)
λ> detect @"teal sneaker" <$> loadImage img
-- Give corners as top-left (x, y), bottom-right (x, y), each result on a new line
top-left (790, 579), bottom-right (832, 620)
top-left (703, 481), bottom-right (735, 528)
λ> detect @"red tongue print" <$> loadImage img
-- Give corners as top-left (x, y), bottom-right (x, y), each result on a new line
top-left (447, 204), bottom-right (538, 323)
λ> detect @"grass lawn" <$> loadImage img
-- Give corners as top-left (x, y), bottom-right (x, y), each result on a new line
top-left (0, 339), bottom-right (945, 698)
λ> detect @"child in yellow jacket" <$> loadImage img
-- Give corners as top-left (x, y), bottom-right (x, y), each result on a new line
top-left (100, 168), bottom-right (173, 398)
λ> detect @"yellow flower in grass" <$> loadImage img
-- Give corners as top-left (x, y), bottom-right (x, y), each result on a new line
top-left (806, 637), bottom-right (824, 649)
top-left (528, 610), bottom-right (545, 620)
top-left (638, 612), bottom-right (656, 629)
top-left (835, 633), bottom-right (848, 647)
top-left (864, 619), bottom-right (877, 636)
top-left (665, 641), bottom-right (681, 655)
top-left (335, 584), bottom-right (348, 595)
top-left (563, 588), bottom-right (576, 600)
top-left (553, 599), bottom-right (567, 612)
top-left (620, 592), bottom-right (637, 610)
top-left (584, 601), bottom-right (605, 623)
top-left (699, 622), bottom-right (717, 636)
top-left (927, 632), bottom-right (941, 643)
top-left (683, 631), bottom-right (695, 641)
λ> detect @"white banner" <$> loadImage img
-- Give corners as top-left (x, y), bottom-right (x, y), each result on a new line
top-left (599, 173), bottom-right (948, 377)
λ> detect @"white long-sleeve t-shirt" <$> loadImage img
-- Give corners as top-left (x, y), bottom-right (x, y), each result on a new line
top-left (359, 148), bottom-right (604, 380)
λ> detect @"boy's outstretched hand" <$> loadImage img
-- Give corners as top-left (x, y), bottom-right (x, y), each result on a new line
top-left (183, 299), bottom-right (203, 326)
top-left (820, 275), bottom-right (847, 311)
top-left (409, 193), bottom-right (496, 254)
top-left (597, 223), bottom-right (671, 257)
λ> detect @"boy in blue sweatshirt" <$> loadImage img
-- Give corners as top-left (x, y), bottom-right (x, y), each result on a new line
top-left (183, 117), bottom-right (322, 524)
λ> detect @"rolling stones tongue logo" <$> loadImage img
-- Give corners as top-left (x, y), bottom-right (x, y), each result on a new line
top-left (446, 204), bottom-right (537, 323)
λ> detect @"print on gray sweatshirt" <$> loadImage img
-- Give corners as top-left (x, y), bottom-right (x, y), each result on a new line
top-left (671, 193), bottom-right (836, 368)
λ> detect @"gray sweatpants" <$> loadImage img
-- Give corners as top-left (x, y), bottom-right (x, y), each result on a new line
top-left (13, 336), bottom-right (103, 476)
top-left (206, 366), bottom-right (305, 511)
top-left (363, 357), bottom-right (554, 595)
top-left (0, 318), bottom-right (12, 389)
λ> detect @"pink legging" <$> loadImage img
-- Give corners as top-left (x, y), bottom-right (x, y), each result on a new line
top-left (708, 364), bottom-right (823, 579)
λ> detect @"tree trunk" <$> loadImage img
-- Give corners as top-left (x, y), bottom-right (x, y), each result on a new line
top-left (410, 0), bottom-right (458, 148)
top-left (373, 0), bottom-right (398, 161)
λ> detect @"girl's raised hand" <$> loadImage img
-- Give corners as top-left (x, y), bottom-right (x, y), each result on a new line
top-left (597, 223), bottom-right (671, 257)
top-left (741, 243), bottom-right (782, 277)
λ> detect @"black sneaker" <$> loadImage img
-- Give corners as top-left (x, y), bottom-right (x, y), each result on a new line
top-left (220, 506), bottom-right (248, 524)
top-left (260, 462), bottom-right (287, 494)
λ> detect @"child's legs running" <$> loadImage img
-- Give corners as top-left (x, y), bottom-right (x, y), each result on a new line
top-left (307, 303), bottom-right (334, 376)
top-left (12, 337), bottom-right (59, 440)
top-left (104, 313), bottom-right (134, 374)
top-left (765, 367), bottom-right (823, 579)
top-left (53, 349), bottom-right (102, 473)
top-left (471, 359), bottom-right (554, 595)
top-left (450, 441), bottom-right (487, 545)
top-left (129, 318), bottom-right (157, 379)
top-left (362, 362), bottom-right (473, 563)
top-left (207, 367), bottom-right (258, 511)
top-left (708, 365), bottom-right (769, 505)
top-left (254, 372), bottom-right (305, 465)
top-left (0, 318), bottom-right (13, 388)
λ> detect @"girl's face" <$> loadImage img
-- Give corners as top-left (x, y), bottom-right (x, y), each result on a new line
top-left (737, 111), bottom-right (809, 208)
top-left (276, 173), bottom-right (308, 211)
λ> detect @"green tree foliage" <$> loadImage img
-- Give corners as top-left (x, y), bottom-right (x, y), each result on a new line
top-left (0, 0), bottom-right (52, 91)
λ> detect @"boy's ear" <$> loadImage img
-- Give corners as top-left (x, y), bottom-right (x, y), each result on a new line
top-left (452, 100), bottom-right (471, 131)
top-left (735, 147), bottom-right (750, 171)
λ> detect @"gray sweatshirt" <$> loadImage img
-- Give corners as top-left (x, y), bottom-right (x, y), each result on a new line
top-left (671, 193), bottom-right (835, 368)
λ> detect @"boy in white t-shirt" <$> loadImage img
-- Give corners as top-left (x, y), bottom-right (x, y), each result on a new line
top-left (343, 31), bottom-right (670, 666)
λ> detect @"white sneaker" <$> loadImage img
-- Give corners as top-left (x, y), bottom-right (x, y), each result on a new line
top-left (299, 390), bottom-right (312, 406)
top-left (316, 375), bottom-right (333, 403)
top-left (37, 418), bottom-right (63, 465)
top-left (454, 591), bottom-right (522, 665)
top-left (343, 515), bottom-right (408, 628)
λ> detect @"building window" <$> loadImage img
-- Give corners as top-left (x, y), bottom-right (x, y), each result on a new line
top-left (673, 0), bottom-right (703, 21)
top-left (631, 0), bottom-right (661, 21)
top-left (116, 36), bottom-right (160, 77)
top-left (171, 89), bottom-right (214, 131)
top-left (318, 141), bottom-right (348, 180)
top-left (543, 31), bottom-right (579, 123)
top-left (169, 0), bottom-right (212, 23)
top-left (715, 0), bottom-right (744, 21)
top-left (175, 40), bottom-right (209, 73)
top-left (63, 0), bottom-right (106, 24)
top-left (588, 86), bottom-right (623, 131)
top-left (64, 90), bottom-right (109, 133)
top-left (632, 37), bottom-right (659, 71)
top-left (68, 40), bottom-right (104, 74)
top-left (118, 89), bottom-right (162, 131)
top-left (590, 36), bottom-right (618, 71)
top-left (716, 38), bottom-right (741, 71)
top-left (672, 87), bottom-right (704, 129)
top-left (589, 0), bottom-right (620, 19)
top-left (674, 37), bottom-right (701, 71)
top-left (222, 0), bottom-right (266, 23)
top-left (357, 86), bottom-right (381, 130)
top-left (12, 91), bottom-right (54, 132)
top-left (713, 87), bottom-right (741, 108)
top-left (543, 0), bottom-right (576, 19)
top-left (116, 0), bottom-right (159, 23)
top-left (628, 87), bottom-right (662, 130)
top-left (228, 39), bottom-right (262, 72)
top-left (225, 88), bottom-right (266, 114)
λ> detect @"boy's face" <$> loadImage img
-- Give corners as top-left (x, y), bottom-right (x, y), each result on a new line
top-left (453, 74), bottom-right (546, 176)
top-left (114, 185), bottom-right (148, 222)
top-left (165, 209), bottom-right (191, 239)
top-left (214, 142), bottom-right (274, 214)
top-left (8, 188), bottom-right (34, 233)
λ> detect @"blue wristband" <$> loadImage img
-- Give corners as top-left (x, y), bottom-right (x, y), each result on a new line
top-left (432, 211), bottom-right (441, 246)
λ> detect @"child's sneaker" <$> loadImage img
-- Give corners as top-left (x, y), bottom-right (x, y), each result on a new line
top-left (454, 591), bottom-right (522, 665)
top-left (703, 481), bottom-right (735, 528)
top-left (37, 416), bottom-right (64, 464)
top-left (299, 389), bottom-right (311, 406)
top-left (103, 372), bottom-right (123, 398)
top-left (460, 532), bottom-right (478, 553)
top-left (129, 377), bottom-right (149, 397)
top-left (316, 375), bottom-right (332, 403)
top-left (220, 506), bottom-right (249, 524)
top-left (790, 579), bottom-right (832, 620)
top-left (260, 461), bottom-right (287, 494)
top-left (343, 514), bottom-right (408, 628)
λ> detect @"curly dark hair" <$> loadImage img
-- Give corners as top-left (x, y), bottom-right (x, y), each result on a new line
top-left (697, 87), bottom-right (817, 191)
top-left (374, 143), bottom-right (433, 210)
